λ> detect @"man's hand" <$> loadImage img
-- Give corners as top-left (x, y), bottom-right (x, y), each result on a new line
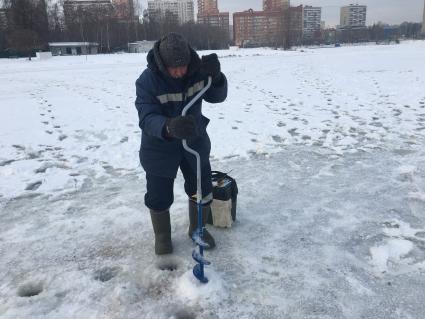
top-left (165, 115), bottom-right (197, 139)
top-left (201, 53), bottom-right (222, 85)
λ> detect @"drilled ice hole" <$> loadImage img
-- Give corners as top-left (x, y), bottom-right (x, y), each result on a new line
top-left (17, 282), bottom-right (43, 297)
top-left (156, 257), bottom-right (180, 272)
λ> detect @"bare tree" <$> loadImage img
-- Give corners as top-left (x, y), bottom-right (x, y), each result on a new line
top-left (4, 0), bottom-right (48, 57)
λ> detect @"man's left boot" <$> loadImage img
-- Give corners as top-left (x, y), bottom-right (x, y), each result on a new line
top-left (188, 200), bottom-right (216, 249)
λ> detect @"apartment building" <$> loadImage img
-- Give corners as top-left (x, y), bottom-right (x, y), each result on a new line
top-left (303, 6), bottom-right (321, 38)
top-left (340, 4), bottom-right (367, 28)
top-left (63, 0), bottom-right (113, 10)
top-left (197, 0), bottom-right (229, 32)
top-left (288, 5), bottom-right (303, 45)
top-left (198, 0), bottom-right (218, 15)
top-left (112, 0), bottom-right (134, 18)
top-left (263, 0), bottom-right (290, 12)
top-left (233, 9), bottom-right (285, 47)
top-left (198, 13), bottom-right (229, 31)
top-left (147, 0), bottom-right (194, 24)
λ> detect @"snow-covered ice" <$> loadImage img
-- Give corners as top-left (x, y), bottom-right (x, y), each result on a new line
top-left (1, 41), bottom-right (425, 318)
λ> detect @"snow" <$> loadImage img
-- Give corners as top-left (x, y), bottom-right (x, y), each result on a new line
top-left (1, 41), bottom-right (425, 318)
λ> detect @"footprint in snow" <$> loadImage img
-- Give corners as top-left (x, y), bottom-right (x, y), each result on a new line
top-left (0, 159), bottom-right (15, 166)
top-left (288, 128), bottom-right (299, 137)
top-left (25, 181), bottom-right (42, 191)
top-left (93, 266), bottom-right (121, 282)
top-left (272, 135), bottom-right (284, 143)
top-left (12, 144), bottom-right (25, 151)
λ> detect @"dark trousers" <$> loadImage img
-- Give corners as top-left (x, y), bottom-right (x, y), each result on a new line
top-left (145, 156), bottom-right (213, 211)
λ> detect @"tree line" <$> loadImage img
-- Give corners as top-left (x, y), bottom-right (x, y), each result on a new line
top-left (0, 0), bottom-right (422, 57)
top-left (0, 0), bottom-right (229, 57)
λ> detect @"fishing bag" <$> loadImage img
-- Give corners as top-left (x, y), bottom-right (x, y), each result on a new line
top-left (207, 171), bottom-right (238, 228)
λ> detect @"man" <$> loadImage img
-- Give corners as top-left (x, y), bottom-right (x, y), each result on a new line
top-left (135, 33), bottom-right (228, 255)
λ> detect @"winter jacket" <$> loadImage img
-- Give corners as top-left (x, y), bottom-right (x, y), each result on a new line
top-left (135, 41), bottom-right (228, 178)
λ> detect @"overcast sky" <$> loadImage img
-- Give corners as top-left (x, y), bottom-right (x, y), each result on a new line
top-left (139, 0), bottom-right (425, 27)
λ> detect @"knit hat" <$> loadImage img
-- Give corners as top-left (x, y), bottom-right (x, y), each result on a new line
top-left (159, 33), bottom-right (191, 68)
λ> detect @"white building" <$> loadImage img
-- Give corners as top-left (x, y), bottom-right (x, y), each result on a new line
top-left (340, 4), bottom-right (367, 28)
top-left (128, 40), bottom-right (155, 53)
top-left (303, 6), bottom-right (321, 37)
top-left (49, 42), bottom-right (99, 56)
top-left (147, 0), bottom-right (194, 24)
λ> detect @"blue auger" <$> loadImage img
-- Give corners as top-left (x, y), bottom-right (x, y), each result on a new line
top-left (182, 76), bottom-right (212, 284)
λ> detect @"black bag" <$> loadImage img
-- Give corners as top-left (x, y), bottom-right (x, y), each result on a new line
top-left (207, 171), bottom-right (238, 227)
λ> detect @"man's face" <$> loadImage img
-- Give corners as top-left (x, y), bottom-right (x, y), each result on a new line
top-left (167, 66), bottom-right (188, 79)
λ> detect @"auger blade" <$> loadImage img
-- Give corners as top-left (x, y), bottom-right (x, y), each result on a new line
top-left (193, 264), bottom-right (208, 284)
top-left (191, 230), bottom-right (209, 248)
top-left (192, 250), bottom-right (211, 265)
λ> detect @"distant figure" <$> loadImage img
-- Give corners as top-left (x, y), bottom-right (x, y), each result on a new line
top-left (135, 33), bottom-right (228, 255)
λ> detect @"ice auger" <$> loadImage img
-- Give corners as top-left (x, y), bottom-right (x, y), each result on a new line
top-left (182, 76), bottom-right (212, 284)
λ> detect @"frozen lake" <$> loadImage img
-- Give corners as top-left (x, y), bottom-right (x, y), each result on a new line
top-left (1, 41), bottom-right (425, 318)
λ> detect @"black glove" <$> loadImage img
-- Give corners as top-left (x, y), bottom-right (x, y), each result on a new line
top-left (165, 115), bottom-right (197, 139)
top-left (201, 53), bottom-right (222, 85)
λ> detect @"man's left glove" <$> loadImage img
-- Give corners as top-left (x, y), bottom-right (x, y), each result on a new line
top-left (201, 53), bottom-right (222, 85)
top-left (164, 115), bottom-right (197, 140)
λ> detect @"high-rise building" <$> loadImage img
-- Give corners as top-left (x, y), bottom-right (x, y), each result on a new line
top-left (64, 0), bottom-right (113, 10)
top-left (340, 4), bottom-right (367, 28)
top-left (147, 0), bottom-right (194, 24)
top-left (422, 0), bottom-right (425, 34)
top-left (197, 0), bottom-right (229, 33)
top-left (64, 0), bottom-right (114, 23)
top-left (288, 5), bottom-right (303, 45)
top-left (198, 13), bottom-right (229, 31)
top-left (112, 0), bottom-right (135, 18)
top-left (233, 9), bottom-right (285, 47)
top-left (303, 6), bottom-right (321, 38)
top-left (198, 0), bottom-right (218, 15)
top-left (263, 0), bottom-right (290, 12)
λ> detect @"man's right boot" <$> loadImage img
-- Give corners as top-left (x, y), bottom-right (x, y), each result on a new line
top-left (188, 200), bottom-right (216, 249)
top-left (149, 209), bottom-right (173, 255)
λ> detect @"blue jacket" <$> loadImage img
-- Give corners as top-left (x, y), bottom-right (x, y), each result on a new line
top-left (135, 41), bottom-right (228, 178)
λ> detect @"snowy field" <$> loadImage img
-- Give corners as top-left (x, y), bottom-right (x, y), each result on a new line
top-left (1, 41), bottom-right (425, 318)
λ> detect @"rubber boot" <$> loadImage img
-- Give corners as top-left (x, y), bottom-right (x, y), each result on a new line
top-left (188, 200), bottom-right (216, 249)
top-left (150, 209), bottom-right (173, 255)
